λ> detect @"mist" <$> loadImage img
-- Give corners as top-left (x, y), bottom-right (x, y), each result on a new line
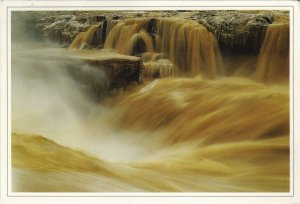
top-left (11, 13), bottom-right (158, 162)
top-left (11, 10), bottom-right (290, 192)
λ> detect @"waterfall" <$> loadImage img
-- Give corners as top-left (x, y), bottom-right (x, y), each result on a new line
top-left (69, 20), bottom-right (120, 50)
top-left (155, 19), bottom-right (224, 78)
top-left (256, 24), bottom-right (289, 83)
top-left (12, 11), bottom-right (290, 193)
top-left (144, 59), bottom-right (173, 78)
top-left (69, 25), bottom-right (100, 49)
top-left (101, 17), bottom-right (223, 78)
top-left (104, 18), bottom-right (151, 55)
top-left (105, 20), bottom-right (119, 39)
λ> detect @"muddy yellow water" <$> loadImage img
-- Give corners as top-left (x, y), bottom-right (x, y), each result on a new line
top-left (256, 24), bottom-right (289, 83)
top-left (12, 15), bottom-right (290, 192)
top-left (12, 76), bottom-right (289, 192)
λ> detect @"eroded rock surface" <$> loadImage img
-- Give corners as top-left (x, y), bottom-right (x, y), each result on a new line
top-left (25, 10), bottom-right (288, 53)
top-left (190, 10), bottom-right (275, 52)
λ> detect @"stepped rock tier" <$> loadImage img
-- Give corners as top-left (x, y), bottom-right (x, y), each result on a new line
top-left (31, 10), bottom-right (280, 52)
top-left (13, 10), bottom-right (290, 84)
top-left (19, 48), bottom-right (144, 89)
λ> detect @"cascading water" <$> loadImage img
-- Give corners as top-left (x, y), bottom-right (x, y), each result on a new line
top-left (69, 19), bottom-right (120, 50)
top-left (102, 17), bottom-right (223, 78)
top-left (256, 23), bottom-right (289, 83)
top-left (69, 25), bottom-right (100, 49)
top-left (143, 59), bottom-right (174, 78)
top-left (154, 19), bottom-right (224, 78)
top-left (11, 11), bottom-right (290, 192)
top-left (104, 19), bottom-right (151, 55)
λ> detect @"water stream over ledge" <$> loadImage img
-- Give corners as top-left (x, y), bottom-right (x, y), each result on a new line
top-left (11, 10), bottom-right (290, 192)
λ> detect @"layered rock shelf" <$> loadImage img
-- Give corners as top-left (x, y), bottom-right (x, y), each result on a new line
top-left (22, 10), bottom-right (288, 52)
top-left (12, 10), bottom-right (289, 90)
top-left (20, 48), bottom-right (144, 89)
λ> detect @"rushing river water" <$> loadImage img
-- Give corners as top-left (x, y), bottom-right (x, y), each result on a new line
top-left (11, 12), bottom-right (290, 192)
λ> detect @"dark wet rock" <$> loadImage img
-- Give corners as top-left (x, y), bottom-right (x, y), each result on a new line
top-left (130, 35), bottom-right (148, 56)
top-left (94, 15), bottom-right (107, 22)
top-left (147, 18), bottom-right (157, 35)
top-left (111, 15), bottom-right (122, 20)
top-left (88, 24), bottom-right (105, 48)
